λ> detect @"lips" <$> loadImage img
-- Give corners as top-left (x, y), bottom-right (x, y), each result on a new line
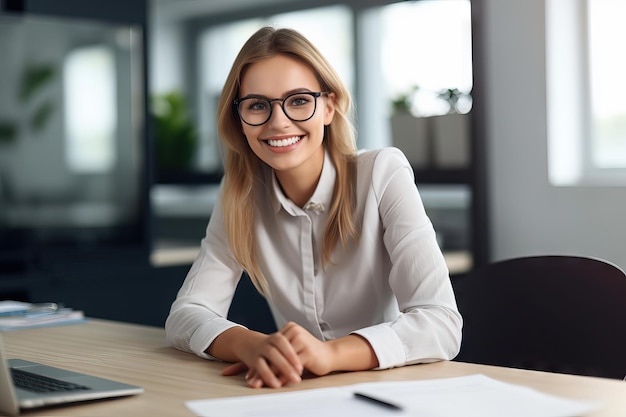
top-left (265, 136), bottom-right (302, 147)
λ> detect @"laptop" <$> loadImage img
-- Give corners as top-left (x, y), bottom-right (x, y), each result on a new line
top-left (0, 333), bottom-right (143, 416)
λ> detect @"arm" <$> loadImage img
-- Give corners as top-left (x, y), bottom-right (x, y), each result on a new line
top-left (352, 148), bottom-right (463, 369)
top-left (165, 189), bottom-right (246, 358)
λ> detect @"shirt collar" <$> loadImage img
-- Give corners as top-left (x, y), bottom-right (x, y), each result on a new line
top-left (270, 149), bottom-right (336, 215)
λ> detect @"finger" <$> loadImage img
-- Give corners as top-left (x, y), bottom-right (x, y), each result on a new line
top-left (249, 357), bottom-right (282, 388)
top-left (270, 330), bottom-right (304, 375)
top-left (280, 321), bottom-right (299, 334)
top-left (222, 362), bottom-right (248, 376)
top-left (244, 370), bottom-right (263, 389)
top-left (262, 344), bottom-right (302, 384)
top-left (274, 364), bottom-right (302, 386)
top-left (280, 322), bottom-right (308, 355)
top-left (246, 366), bottom-right (301, 389)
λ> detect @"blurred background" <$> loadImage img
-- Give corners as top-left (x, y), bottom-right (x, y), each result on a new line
top-left (1, 0), bottom-right (625, 327)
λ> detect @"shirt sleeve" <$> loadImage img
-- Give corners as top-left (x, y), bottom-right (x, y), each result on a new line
top-left (352, 148), bottom-right (463, 369)
top-left (164, 184), bottom-right (246, 360)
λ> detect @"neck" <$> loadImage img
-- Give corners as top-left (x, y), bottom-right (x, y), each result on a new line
top-left (275, 150), bottom-right (324, 208)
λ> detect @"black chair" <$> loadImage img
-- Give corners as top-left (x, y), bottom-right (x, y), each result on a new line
top-left (452, 255), bottom-right (626, 379)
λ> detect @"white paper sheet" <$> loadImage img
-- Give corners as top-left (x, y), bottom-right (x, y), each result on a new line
top-left (185, 374), bottom-right (602, 417)
top-left (0, 301), bottom-right (31, 314)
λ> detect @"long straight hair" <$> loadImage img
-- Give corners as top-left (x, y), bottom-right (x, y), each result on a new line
top-left (217, 27), bottom-right (359, 296)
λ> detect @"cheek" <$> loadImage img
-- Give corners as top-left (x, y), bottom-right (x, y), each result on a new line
top-left (241, 124), bottom-right (255, 141)
top-left (242, 126), bottom-right (263, 150)
top-left (312, 119), bottom-right (328, 140)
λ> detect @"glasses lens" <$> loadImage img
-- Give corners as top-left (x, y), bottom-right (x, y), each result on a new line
top-left (237, 98), bottom-right (271, 126)
top-left (283, 93), bottom-right (317, 122)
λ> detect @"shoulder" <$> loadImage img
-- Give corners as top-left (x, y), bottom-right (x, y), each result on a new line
top-left (355, 147), bottom-right (415, 200)
top-left (356, 147), bottom-right (413, 177)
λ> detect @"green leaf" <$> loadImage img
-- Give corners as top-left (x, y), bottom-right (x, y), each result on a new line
top-left (31, 101), bottom-right (55, 131)
top-left (19, 64), bottom-right (56, 103)
top-left (151, 91), bottom-right (198, 170)
top-left (0, 120), bottom-right (18, 144)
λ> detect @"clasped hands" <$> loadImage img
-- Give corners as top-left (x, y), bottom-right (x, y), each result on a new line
top-left (221, 321), bottom-right (335, 389)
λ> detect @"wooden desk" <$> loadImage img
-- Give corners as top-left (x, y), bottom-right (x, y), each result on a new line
top-left (3, 320), bottom-right (626, 416)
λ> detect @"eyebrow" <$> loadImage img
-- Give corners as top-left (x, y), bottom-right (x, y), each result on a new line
top-left (239, 87), bottom-right (316, 100)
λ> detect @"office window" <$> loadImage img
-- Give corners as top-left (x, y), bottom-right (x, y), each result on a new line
top-left (587, 0), bottom-right (626, 169)
top-left (356, 0), bottom-right (472, 149)
top-left (546, 0), bottom-right (626, 185)
top-left (380, 0), bottom-right (472, 117)
top-left (64, 45), bottom-right (117, 173)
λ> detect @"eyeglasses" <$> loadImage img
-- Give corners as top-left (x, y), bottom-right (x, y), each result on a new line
top-left (234, 91), bottom-right (328, 126)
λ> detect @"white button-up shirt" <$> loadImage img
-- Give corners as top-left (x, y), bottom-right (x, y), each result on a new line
top-left (165, 147), bottom-right (462, 369)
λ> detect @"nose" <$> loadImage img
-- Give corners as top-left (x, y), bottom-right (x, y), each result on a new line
top-left (267, 100), bottom-right (291, 127)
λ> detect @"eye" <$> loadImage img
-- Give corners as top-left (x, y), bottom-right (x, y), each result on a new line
top-left (286, 94), bottom-right (312, 107)
top-left (245, 98), bottom-right (269, 112)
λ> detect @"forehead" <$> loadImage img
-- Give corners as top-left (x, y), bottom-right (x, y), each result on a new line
top-left (240, 54), bottom-right (321, 96)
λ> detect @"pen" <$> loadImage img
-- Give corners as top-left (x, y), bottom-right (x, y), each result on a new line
top-left (27, 303), bottom-right (61, 315)
top-left (354, 392), bottom-right (403, 411)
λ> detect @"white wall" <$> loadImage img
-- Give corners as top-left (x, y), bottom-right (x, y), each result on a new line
top-left (484, 0), bottom-right (626, 270)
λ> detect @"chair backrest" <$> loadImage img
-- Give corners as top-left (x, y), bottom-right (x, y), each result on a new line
top-left (452, 255), bottom-right (626, 379)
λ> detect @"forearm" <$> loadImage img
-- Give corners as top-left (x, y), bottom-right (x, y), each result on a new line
top-left (207, 326), bottom-right (265, 363)
top-left (327, 334), bottom-right (379, 372)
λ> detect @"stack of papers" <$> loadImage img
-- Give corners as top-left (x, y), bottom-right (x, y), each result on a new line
top-left (0, 301), bottom-right (86, 331)
top-left (186, 374), bottom-right (602, 417)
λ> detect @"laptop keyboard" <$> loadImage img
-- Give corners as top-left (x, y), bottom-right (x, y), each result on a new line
top-left (11, 368), bottom-right (90, 393)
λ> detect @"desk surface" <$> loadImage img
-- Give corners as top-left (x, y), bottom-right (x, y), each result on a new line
top-left (3, 320), bottom-right (626, 417)
top-left (151, 246), bottom-right (473, 274)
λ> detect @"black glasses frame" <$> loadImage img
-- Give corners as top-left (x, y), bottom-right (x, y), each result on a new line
top-left (234, 91), bottom-right (328, 126)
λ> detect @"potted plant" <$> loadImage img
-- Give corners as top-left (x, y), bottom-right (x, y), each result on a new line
top-left (431, 88), bottom-right (471, 168)
top-left (151, 92), bottom-right (198, 174)
top-left (0, 63), bottom-right (57, 146)
top-left (389, 85), bottom-right (431, 168)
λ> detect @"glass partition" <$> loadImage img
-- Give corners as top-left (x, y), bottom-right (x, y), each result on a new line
top-left (0, 13), bottom-right (145, 271)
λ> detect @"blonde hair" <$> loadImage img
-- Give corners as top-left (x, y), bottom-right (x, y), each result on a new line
top-left (217, 27), bottom-right (358, 296)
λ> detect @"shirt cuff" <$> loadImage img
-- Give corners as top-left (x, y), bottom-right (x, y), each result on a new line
top-left (352, 324), bottom-right (406, 369)
top-left (189, 318), bottom-right (245, 360)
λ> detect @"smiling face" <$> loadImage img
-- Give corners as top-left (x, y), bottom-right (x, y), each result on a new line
top-left (238, 54), bottom-right (335, 183)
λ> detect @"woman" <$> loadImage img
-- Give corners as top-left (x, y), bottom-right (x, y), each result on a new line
top-left (165, 26), bottom-right (462, 389)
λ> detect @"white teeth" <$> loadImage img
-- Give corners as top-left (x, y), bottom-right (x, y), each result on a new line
top-left (266, 136), bottom-right (301, 147)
